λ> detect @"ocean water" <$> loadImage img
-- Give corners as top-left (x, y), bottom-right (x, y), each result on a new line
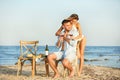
top-left (0, 46), bottom-right (120, 68)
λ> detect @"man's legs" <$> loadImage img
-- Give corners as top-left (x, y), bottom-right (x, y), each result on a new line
top-left (47, 54), bottom-right (59, 78)
top-left (62, 58), bottom-right (74, 77)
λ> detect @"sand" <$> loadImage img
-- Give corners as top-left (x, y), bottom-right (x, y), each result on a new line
top-left (0, 63), bottom-right (120, 80)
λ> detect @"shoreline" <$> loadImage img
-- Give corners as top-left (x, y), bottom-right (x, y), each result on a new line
top-left (1, 63), bottom-right (120, 69)
top-left (0, 64), bottom-right (120, 80)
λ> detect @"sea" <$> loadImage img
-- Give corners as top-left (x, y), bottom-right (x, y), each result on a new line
top-left (0, 46), bottom-right (120, 68)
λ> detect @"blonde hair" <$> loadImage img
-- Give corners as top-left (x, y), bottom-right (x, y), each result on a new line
top-left (68, 14), bottom-right (79, 20)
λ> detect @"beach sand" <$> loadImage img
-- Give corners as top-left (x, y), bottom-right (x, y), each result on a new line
top-left (0, 63), bottom-right (120, 80)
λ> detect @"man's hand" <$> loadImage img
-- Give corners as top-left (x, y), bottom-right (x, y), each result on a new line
top-left (59, 36), bottom-right (63, 42)
top-left (70, 36), bottom-right (75, 40)
top-left (60, 35), bottom-right (64, 37)
top-left (63, 36), bottom-right (70, 43)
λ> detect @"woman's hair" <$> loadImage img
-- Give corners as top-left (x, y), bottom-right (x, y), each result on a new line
top-left (68, 14), bottom-right (79, 20)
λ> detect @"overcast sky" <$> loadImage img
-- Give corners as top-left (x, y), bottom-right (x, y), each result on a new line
top-left (0, 0), bottom-right (120, 46)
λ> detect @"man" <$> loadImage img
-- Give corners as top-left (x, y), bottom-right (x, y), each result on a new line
top-left (47, 19), bottom-right (79, 78)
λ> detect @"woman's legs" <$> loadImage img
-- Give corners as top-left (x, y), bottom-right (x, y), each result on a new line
top-left (78, 37), bottom-right (86, 76)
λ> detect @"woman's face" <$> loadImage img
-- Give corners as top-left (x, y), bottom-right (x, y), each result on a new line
top-left (71, 19), bottom-right (78, 24)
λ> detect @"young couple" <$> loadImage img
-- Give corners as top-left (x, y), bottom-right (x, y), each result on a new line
top-left (47, 14), bottom-right (86, 78)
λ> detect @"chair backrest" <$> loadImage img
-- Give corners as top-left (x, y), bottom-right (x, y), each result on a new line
top-left (19, 40), bottom-right (39, 57)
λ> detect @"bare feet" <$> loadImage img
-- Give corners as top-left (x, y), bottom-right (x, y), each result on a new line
top-left (53, 73), bottom-right (60, 78)
top-left (78, 71), bottom-right (81, 77)
top-left (69, 70), bottom-right (74, 78)
top-left (78, 72), bottom-right (80, 77)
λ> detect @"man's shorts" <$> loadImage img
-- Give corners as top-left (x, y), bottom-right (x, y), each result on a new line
top-left (53, 47), bottom-right (76, 62)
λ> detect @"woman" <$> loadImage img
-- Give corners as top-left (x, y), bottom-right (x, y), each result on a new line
top-left (55, 14), bottom-right (86, 76)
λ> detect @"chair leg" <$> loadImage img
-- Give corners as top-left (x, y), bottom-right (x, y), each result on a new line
top-left (67, 69), bottom-right (70, 75)
top-left (17, 59), bottom-right (20, 76)
top-left (45, 58), bottom-right (49, 77)
top-left (17, 59), bottom-right (21, 76)
top-left (55, 60), bottom-right (59, 67)
top-left (31, 60), bottom-right (36, 76)
top-left (63, 67), bottom-right (67, 77)
top-left (32, 56), bottom-right (36, 77)
top-left (20, 60), bottom-right (25, 75)
top-left (20, 62), bottom-right (22, 75)
top-left (35, 61), bottom-right (37, 75)
top-left (31, 61), bottom-right (33, 72)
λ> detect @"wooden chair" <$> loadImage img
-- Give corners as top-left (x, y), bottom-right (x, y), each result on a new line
top-left (17, 40), bottom-right (39, 77)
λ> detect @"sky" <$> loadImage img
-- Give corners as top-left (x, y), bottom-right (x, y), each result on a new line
top-left (0, 0), bottom-right (120, 46)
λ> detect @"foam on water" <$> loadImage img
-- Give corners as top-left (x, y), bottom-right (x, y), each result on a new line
top-left (0, 46), bottom-right (120, 68)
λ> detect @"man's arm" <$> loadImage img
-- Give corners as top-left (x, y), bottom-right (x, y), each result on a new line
top-left (55, 26), bottom-right (64, 36)
top-left (56, 38), bottom-right (61, 48)
top-left (56, 36), bottom-right (63, 48)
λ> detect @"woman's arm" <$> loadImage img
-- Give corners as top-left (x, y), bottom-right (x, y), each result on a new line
top-left (55, 25), bottom-right (64, 36)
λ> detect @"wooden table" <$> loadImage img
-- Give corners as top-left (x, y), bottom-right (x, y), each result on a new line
top-left (44, 56), bottom-right (49, 77)
top-left (32, 54), bottom-right (49, 77)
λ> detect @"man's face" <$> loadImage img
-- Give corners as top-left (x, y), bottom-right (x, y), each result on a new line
top-left (63, 22), bottom-right (72, 31)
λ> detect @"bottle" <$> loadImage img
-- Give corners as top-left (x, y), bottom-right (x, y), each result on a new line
top-left (45, 44), bottom-right (49, 56)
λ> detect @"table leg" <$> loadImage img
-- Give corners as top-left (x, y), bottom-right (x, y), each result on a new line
top-left (32, 56), bottom-right (35, 77)
top-left (45, 58), bottom-right (49, 77)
